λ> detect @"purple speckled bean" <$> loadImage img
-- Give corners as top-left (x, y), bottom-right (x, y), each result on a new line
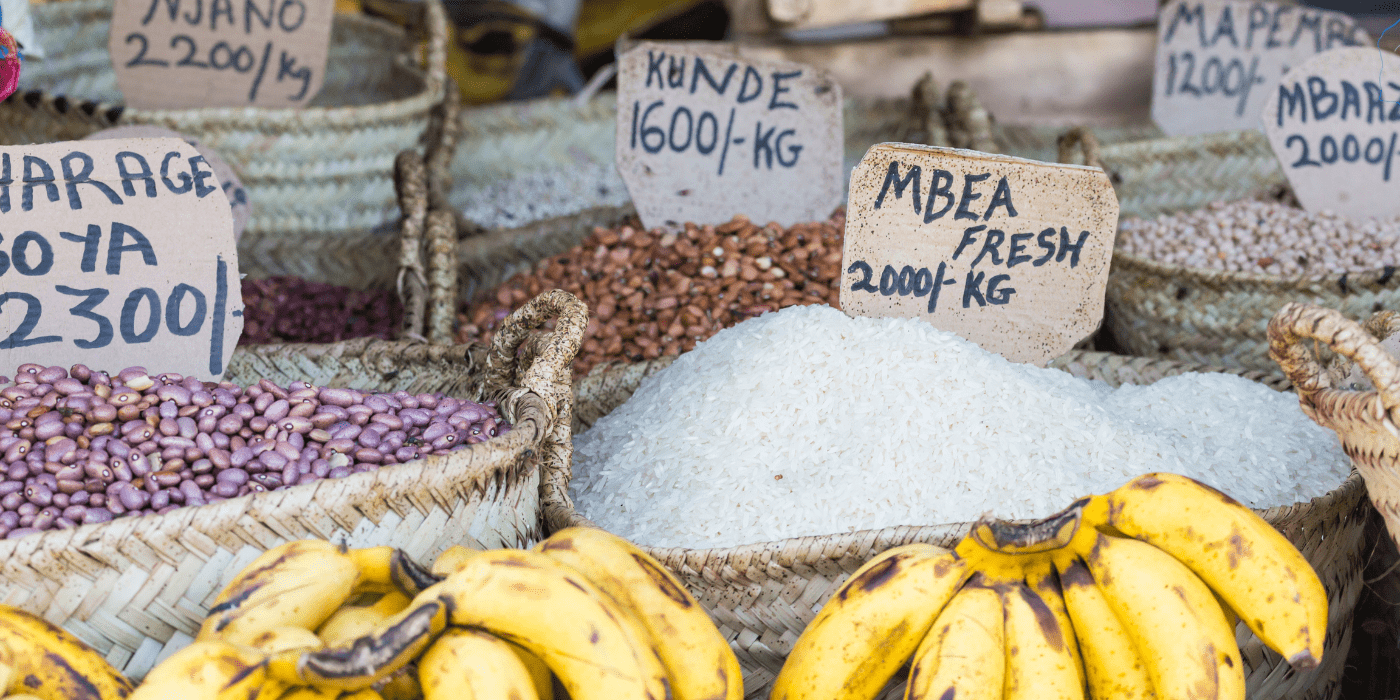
top-left (83, 509), bottom-right (113, 525)
top-left (264, 399), bottom-right (290, 423)
top-left (157, 385), bottom-right (191, 406)
top-left (191, 390), bottom-right (214, 408)
top-left (430, 434), bottom-right (459, 451)
top-left (69, 490), bottom-right (88, 505)
top-left (24, 484), bottom-right (51, 507)
top-left (194, 474), bottom-right (214, 488)
top-left (311, 459), bottom-right (330, 478)
top-left (158, 401), bottom-right (178, 420)
top-left (278, 416), bottom-right (312, 435)
top-left (356, 428), bottom-right (382, 449)
top-left (110, 460), bottom-right (133, 483)
top-left (195, 432), bottom-right (215, 454)
top-left (399, 408), bottom-right (430, 427)
top-left (253, 392), bottom-right (275, 413)
top-left (229, 447), bottom-right (253, 468)
top-left (45, 438), bottom-right (76, 464)
top-left (190, 459), bottom-right (212, 475)
top-left (53, 378), bottom-right (83, 395)
top-left (0, 512), bottom-right (17, 529)
top-left (318, 388), bottom-right (358, 407)
top-left (7, 464), bottom-right (27, 481)
top-left (33, 421), bottom-right (64, 441)
top-left (217, 468), bottom-right (248, 485)
top-left (353, 448), bottom-right (383, 464)
top-left (211, 481), bottom-right (239, 498)
top-left (56, 479), bottom-right (84, 496)
top-left (6, 528), bottom-right (39, 539)
top-left (395, 446), bottom-right (421, 462)
top-left (273, 441), bottom-right (299, 462)
top-left (370, 413), bottom-right (403, 431)
top-left (31, 508), bottom-right (56, 530)
top-left (422, 422), bottom-right (451, 443)
top-left (128, 453), bottom-right (150, 477)
top-left (179, 481), bottom-right (205, 506)
top-left (177, 416), bottom-right (197, 439)
top-left (117, 485), bottom-right (146, 511)
top-left (0, 482), bottom-right (20, 497)
top-left (258, 451), bottom-right (287, 471)
top-left (329, 423), bottom-right (361, 440)
top-left (149, 491), bottom-right (170, 510)
top-left (62, 504), bottom-right (87, 522)
top-left (327, 466), bottom-right (351, 479)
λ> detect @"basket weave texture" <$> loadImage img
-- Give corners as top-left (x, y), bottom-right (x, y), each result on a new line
top-left (0, 290), bottom-right (585, 682)
top-left (0, 0), bottom-right (448, 286)
top-left (1096, 130), bottom-right (1400, 372)
top-left (554, 351), bottom-right (1367, 700)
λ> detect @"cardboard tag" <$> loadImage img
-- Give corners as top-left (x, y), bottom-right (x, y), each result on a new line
top-left (85, 126), bottom-right (251, 241)
top-left (1261, 47), bottom-right (1400, 219)
top-left (615, 41), bottom-right (843, 230)
top-left (0, 138), bottom-right (243, 380)
top-left (841, 143), bottom-right (1118, 366)
top-left (108, 0), bottom-right (334, 109)
top-left (1152, 0), bottom-right (1369, 137)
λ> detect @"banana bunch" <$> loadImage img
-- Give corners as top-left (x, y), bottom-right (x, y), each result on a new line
top-left (773, 472), bottom-right (1329, 700)
top-left (135, 528), bottom-right (743, 700)
top-left (0, 605), bottom-right (133, 700)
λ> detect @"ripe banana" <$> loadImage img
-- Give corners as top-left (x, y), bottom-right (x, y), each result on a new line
top-left (318, 592), bottom-right (413, 647)
top-left (1084, 472), bottom-right (1327, 669)
top-left (1057, 559), bottom-right (1155, 700)
top-left (904, 580), bottom-right (1003, 700)
top-left (1083, 531), bottom-right (1244, 700)
top-left (0, 606), bottom-right (133, 700)
top-left (200, 540), bottom-right (361, 646)
top-left (271, 549), bottom-right (672, 700)
top-left (249, 626), bottom-right (326, 654)
top-left (770, 543), bottom-right (969, 700)
top-left (1000, 580), bottom-right (1084, 700)
top-left (131, 640), bottom-right (286, 700)
top-left (506, 639), bottom-right (554, 700)
top-left (536, 527), bottom-right (742, 700)
top-left (1025, 560), bottom-right (1086, 693)
top-left (276, 687), bottom-right (385, 699)
top-left (347, 547), bottom-right (440, 597)
top-left (429, 546), bottom-right (478, 577)
top-left (419, 628), bottom-right (539, 700)
top-left (375, 666), bottom-right (421, 700)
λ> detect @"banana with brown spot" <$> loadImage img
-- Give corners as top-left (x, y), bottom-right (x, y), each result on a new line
top-left (131, 640), bottom-right (285, 700)
top-left (904, 579), bottom-right (1004, 700)
top-left (0, 606), bottom-right (133, 700)
top-left (199, 541), bottom-right (361, 647)
top-left (1000, 580), bottom-right (1084, 700)
top-left (419, 628), bottom-right (539, 700)
top-left (1057, 559), bottom-right (1156, 700)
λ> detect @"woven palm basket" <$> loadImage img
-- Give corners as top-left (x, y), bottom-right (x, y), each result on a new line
top-left (1094, 130), bottom-right (1400, 373)
top-left (0, 289), bottom-right (584, 681)
top-left (551, 351), bottom-right (1368, 700)
top-left (0, 0), bottom-right (448, 286)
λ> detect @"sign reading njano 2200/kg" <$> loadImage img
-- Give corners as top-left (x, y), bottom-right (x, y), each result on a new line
top-left (616, 41), bottom-right (843, 231)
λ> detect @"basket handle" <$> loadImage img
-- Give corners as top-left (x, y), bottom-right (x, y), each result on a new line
top-left (393, 150), bottom-right (430, 340)
top-left (485, 290), bottom-right (589, 403)
top-left (1057, 127), bottom-right (1102, 168)
top-left (1268, 302), bottom-right (1400, 422)
top-left (420, 0), bottom-right (449, 98)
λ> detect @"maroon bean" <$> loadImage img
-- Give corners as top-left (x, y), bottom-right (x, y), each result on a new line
top-left (252, 392), bottom-right (274, 413)
top-left (307, 429), bottom-right (332, 444)
top-left (395, 446), bottom-right (421, 462)
top-left (327, 466), bottom-right (351, 479)
top-left (249, 416), bottom-right (270, 433)
top-left (353, 448), bottom-right (383, 464)
top-left (435, 399), bottom-right (458, 416)
top-left (7, 528), bottom-right (38, 539)
top-left (258, 451), bottom-right (288, 471)
top-left (69, 364), bottom-right (91, 382)
top-left (430, 434), bottom-right (459, 451)
top-left (370, 413), bottom-right (403, 431)
top-left (324, 438), bottom-right (355, 455)
top-left (191, 390), bottom-right (214, 408)
top-left (189, 458), bottom-right (212, 475)
top-left (83, 508), bottom-right (113, 525)
top-left (357, 428), bottom-right (382, 449)
top-left (150, 470), bottom-right (181, 488)
top-left (83, 463), bottom-right (113, 482)
top-left (24, 485), bottom-right (51, 506)
top-left (32, 508), bottom-right (56, 530)
top-left (421, 422), bottom-right (451, 443)
top-left (88, 403), bottom-right (117, 423)
top-left (208, 449), bottom-right (232, 470)
top-left (217, 415), bottom-right (245, 435)
top-left (211, 481), bottom-right (239, 498)
top-left (256, 380), bottom-right (287, 400)
top-left (217, 468), bottom-right (249, 485)
top-left (278, 416), bottom-right (312, 435)
top-left (318, 388), bottom-right (358, 407)
top-left (156, 385), bottom-right (192, 406)
top-left (56, 479), bottom-right (84, 495)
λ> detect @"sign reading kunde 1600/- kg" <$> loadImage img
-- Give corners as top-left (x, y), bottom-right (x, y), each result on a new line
top-left (841, 144), bottom-right (1119, 366)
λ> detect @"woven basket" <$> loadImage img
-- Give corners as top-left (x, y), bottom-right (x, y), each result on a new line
top-left (0, 0), bottom-right (448, 286)
top-left (0, 289), bottom-right (585, 681)
top-left (552, 351), bottom-right (1368, 700)
top-left (1091, 130), bottom-right (1400, 373)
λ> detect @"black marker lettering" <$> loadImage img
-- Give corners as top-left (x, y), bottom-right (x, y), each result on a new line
top-left (954, 173), bottom-right (991, 221)
top-left (1032, 227), bottom-right (1057, 266)
top-left (106, 222), bottom-right (159, 275)
top-left (952, 225), bottom-right (986, 260)
top-left (59, 151), bottom-right (123, 210)
top-left (1007, 232), bottom-right (1033, 268)
top-left (115, 151), bottom-right (158, 198)
top-left (874, 161), bottom-right (921, 213)
top-left (969, 229), bottom-right (1005, 268)
top-left (59, 225), bottom-right (102, 273)
top-left (691, 57), bottom-right (736, 96)
top-left (736, 66), bottom-right (763, 103)
top-left (1056, 228), bottom-right (1091, 267)
top-left (21, 156), bottom-right (59, 212)
top-left (768, 70), bottom-right (801, 110)
top-left (982, 176), bottom-right (1018, 220)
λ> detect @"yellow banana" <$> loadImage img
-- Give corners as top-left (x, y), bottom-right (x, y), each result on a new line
top-left (904, 580), bottom-right (1004, 700)
top-left (347, 547), bottom-right (440, 597)
top-left (1000, 580), bottom-right (1084, 700)
top-left (536, 527), bottom-right (742, 700)
top-left (506, 639), bottom-right (554, 700)
top-left (276, 686), bottom-right (385, 700)
top-left (1084, 472), bottom-right (1326, 668)
top-left (1057, 559), bottom-right (1156, 700)
top-left (199, 540), bottom-right (361, 646)
top-left (249, 626), bottom-right (326, 654)
top-left (131, 640), bottom-right (286, 700)
top-left (429, 546), bottom-right (479, 577)
top-left (1025, 559), bottom-right (1087, 693)
top-left (268, 549), bottom-right (671, 700)
top-left (375, 666), bottom-right (421, 700)
top-left (8, 695), bottom-right (45, 700)
top-left (419, 628), bottom-right (539, 700)
top-left (318, 592), bottom-right (413, 647)
top-left (771, 543), bottom-right (969, 700)
top-left (0, 606), bottom-right (133, 700)
top-left (1083, 531), bottom-right (1244, 700)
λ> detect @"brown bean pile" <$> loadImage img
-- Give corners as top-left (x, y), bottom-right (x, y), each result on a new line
top-left (240, 277), bottom-right (400, 345)
top-left (0, 363), bottom-right (508, 540)
top-left (456, 213), bottom-right (847, 378)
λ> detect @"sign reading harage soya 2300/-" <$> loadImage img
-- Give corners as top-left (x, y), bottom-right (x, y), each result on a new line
top-left (109, 0), bottom-right (334, 109)
top-left (0, 138), bottom-right (242, 380)
top-left (841, 144), bottom-right (1118, 366)
top-left (1153, 0), bottom-right (1369, 137)
top-left (616, 41), bottom-right (843, 231)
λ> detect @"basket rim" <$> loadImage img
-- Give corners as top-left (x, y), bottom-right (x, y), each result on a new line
top-left (10, 0), bottom-right (446, 128)
top-left (1110, 247), bottom-right (1400, 292)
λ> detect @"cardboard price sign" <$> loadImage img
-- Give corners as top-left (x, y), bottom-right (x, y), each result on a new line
top-left (1261, 47), bottom-right (1400, 219)
top-left (0, 138), bottom-right (242, 380)
top-left (1152, 0), bottom-right (1368, 137)
top-left (616, 41), bottom-right (843, 230)
top-left (109, 0), bottom-right (333, 109)
top-left (841, 143), bottom-right (1118, 366)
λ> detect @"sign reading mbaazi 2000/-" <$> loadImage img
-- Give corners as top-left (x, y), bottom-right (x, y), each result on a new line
top-left (1262, 47), bottom-right (1400, 218)
top-left (109, 0), bottom-right (333, 109)
top-left (1153, 0), bottom-right (1368, 137)
top-left (0, 138), bottom-right (242, 380)
top-left (616, 41), bottom-right (843, 230)
top-left (841, 144), bottom-right (1118, 366)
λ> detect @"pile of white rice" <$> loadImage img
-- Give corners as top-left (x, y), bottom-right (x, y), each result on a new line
top-left (569, 305), bottom-right (1353, 549)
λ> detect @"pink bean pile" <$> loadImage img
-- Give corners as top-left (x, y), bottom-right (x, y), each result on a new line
top-left (240, 277), bottom-right (400, 345)
top-left (0, 363), bottom-right (509, 540)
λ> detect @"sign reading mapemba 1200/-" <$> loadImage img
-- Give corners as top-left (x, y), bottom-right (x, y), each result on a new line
top-left (0, 138), bottom-right (242, 380)
top-left (615, 41), bottom-right (843, 230)
top-left (108, 0), bottom-right (333, 109)
top-left (841, 144), bottom-right (1118, 366)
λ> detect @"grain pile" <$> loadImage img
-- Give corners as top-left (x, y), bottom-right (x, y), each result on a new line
top-left (240, 277), bottom-right (400, 345)
top-left (1118, 198), bottom-right (1400, 275)
top-left (457, 213), bottom-right (845, 377)
top-left (570, 305), bottom-right (1352, 549)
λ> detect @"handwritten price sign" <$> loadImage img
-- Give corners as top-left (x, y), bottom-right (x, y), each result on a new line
top-left (109, 0), bottom-right (333, 109)
top-left (616, 41), bottom-right (843, 230)
top-left (1262, 47), bottom-right (1400, 218)
top-left (0, 138), bottom-right (242, 379)
top-left (1153, 0), bottom-right (1368, 137)
top-left (842, 144), bottom-right (1118, 366)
